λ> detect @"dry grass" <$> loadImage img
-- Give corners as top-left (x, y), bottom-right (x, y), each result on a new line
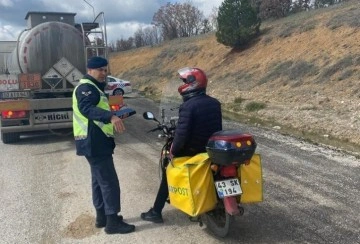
top-left (109, 0), bottom-right (360, 151)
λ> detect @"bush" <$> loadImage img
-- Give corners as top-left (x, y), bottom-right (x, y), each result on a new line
top-left (258, 60), bottom-right (318, 84)
top-left (326, 5), bottom-right (360, 29)
top-left (234, 96), bottom-right (244, 103)
top-left (338, 69), bottom-right (355, 81)
top-left (319, 55), bottom-right (354, 81)
top-left (288, 61), bottom-right (318, 80)
top-left (245, 102), bottom-right (266, 112)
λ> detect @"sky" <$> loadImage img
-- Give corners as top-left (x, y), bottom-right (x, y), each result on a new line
top-left (0, 0), bottom-right (223, 43)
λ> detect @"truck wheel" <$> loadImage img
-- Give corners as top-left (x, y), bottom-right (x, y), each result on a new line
top-left (1, 132), bottom-right (20, 144)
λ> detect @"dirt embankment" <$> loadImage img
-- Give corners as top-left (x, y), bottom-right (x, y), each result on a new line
top-left (109, 1), bottom-right (360, 152)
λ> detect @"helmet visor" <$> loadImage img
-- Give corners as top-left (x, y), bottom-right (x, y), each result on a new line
top-left (178, 67), bottom-right (192, 80)
top-left (178, 67), bottom-right (192, 76)
top-left (178, 67), bottom-right (197, 84)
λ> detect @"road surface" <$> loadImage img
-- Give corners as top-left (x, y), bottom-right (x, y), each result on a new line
top-left (1, 94), bottom-right (359, 243)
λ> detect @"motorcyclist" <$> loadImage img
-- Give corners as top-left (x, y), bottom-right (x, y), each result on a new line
top-left (140, 67), bottom-right (222, 223)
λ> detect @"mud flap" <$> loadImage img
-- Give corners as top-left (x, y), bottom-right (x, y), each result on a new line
top-left (223, 196), bottom-right (239, 215)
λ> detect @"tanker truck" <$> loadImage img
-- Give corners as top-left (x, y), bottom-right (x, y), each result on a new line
top-left (0, 11), bottom-right (122, 144)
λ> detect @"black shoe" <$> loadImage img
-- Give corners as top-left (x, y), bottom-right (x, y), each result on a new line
top-left (105, 220), bottom-right (135, 234)
top-left (140, 208), bottom-right (164, 223)
top-left (96, 215), bottom-right (123, 228)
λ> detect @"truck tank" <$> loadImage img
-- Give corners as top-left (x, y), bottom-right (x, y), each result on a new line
top-left (6, 21), bottom-right (86, 88)
top-left (0, 11), bottom-right (113, 144)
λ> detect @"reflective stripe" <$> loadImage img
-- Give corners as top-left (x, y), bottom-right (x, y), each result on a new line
top-left (73, 111), bottom-right (88, 132)
top-left (97, 121), bottom-right (104, 128)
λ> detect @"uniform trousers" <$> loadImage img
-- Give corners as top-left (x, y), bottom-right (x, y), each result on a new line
top-left (85, 155), bottom-right (120, 215)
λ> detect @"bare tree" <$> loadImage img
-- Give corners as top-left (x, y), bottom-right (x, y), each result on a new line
top-left (208, 6), bottom-right (219, 31)
top-left (176, 2), bottom-right (204, 37)
top-left (314, 0), bottom-right (345, 8)
top-left (149, 26), bottom-right (163, 45)
top-left (108, 42), bottom-right (115, 52)
top-left (133, 25), bottom-right (163, 48)
top-left (116, 37), bottom-right (134, 51)
top-left (152, 2), bottom-right (204, 41)
top-left (143, 27), bottom-right (158, 46)
top-left (153, 3), bottom-right (178, 41)
top-left (291, 0), bottom-right (311, 13)
top-left (201, 19), bottom-right (213, 34)
top-left (134, 28), bottom-right (145, 48)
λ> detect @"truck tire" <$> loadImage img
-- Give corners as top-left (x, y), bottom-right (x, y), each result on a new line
top-left (1, 132), bottom-right (20, 144)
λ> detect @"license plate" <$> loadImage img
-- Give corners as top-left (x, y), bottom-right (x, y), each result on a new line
top-left (215, 178), bottom-right (242, 198)
top-left (0, 91), bottom-right (31, 99)
top-left (34, 111), bottom-right (72, 124)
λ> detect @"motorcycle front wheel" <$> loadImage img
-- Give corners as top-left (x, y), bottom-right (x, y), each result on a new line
top-left (201, 207), bottom-right (234, 238)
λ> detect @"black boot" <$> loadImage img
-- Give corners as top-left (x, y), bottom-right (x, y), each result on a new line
top-left (95, 209), bottom-right (123, 228)
top-left (140, 208), bottom-right (164, 223)
top-left (105, 214), bottom-right (135, 234)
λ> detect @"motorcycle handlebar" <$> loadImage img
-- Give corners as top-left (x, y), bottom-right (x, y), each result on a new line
top-left (147, 124), bottom-right (175, 134)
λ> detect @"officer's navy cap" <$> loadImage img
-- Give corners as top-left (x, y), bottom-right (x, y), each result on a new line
top-left (87, 56), bottom-right (108, 69)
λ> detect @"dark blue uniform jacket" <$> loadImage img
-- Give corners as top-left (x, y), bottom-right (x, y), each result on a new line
top-left (74, 74), bottom-right (115, 157)
top-left (171, 93), bottom-right (222, 157)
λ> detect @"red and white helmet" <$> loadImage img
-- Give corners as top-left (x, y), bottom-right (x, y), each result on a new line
top-left (177, 67), bottom-right (208, 96)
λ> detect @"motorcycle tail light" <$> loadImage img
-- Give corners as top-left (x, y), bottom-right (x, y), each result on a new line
top-left (220, 165), bottom-right (237, 177)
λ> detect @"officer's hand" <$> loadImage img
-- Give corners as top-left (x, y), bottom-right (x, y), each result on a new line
top-left (110, 115), bottom-right (125, 133)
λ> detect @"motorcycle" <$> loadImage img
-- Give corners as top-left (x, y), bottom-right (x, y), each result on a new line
top-left (143, 108), bottom-right (259, 237)
top-left (144, 108), bottom-right (177, 180)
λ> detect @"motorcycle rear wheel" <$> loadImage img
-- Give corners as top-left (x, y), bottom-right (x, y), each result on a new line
top-left (201, 207), bottom-right (234, 237)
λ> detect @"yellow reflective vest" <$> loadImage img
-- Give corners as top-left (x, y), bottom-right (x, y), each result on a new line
top-left (72, 78), bottom-right (114, 140)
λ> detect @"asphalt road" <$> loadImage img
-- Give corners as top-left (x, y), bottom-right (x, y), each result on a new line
top-left (0, 93), bottom-right (359, 244)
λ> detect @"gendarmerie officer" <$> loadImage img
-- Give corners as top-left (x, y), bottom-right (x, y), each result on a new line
top-left (72, 56), bottom-right (135, 234)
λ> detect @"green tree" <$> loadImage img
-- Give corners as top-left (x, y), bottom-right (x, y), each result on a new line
top-left (216, 0), bottom-right (261, 48)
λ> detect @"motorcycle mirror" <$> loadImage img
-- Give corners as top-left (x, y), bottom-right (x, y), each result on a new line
top-left (143, 111), bottom-right (155, 120)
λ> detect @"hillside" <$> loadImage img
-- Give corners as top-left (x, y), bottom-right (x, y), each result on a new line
top-left (109, 1), bottom-right (360, 152)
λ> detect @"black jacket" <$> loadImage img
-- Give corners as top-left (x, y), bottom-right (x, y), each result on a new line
top-left (74, 74), bottom-right (115, 157)
top-left (171, 93), bottom-right (222, 157)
